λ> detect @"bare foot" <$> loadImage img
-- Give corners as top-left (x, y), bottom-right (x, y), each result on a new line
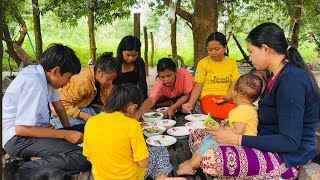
top-left (176, 164), bottom-right (197, 176)
top-left (178, 159), bottom-right (191, 168)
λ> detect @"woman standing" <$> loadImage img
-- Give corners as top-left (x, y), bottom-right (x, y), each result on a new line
top-left (113, 35), bottom-right (148, 100)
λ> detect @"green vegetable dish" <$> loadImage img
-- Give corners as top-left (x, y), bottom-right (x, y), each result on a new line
top-left (144, 128), bottom-right (163, 134)
top-left (144, 113), bottom-right (162, 118)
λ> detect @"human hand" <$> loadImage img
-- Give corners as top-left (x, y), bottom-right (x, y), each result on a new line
top-left (207, 126), bottom-right (238, 145)
top-left (212, 95), bottom-right (230, 104)
top-left (182, 102), bottom-right (194, 114)
top-left (165, 107), bottom-right (176, 119)
top-left (78, 112), bottom-right (93, 121)
top-left (63, 130), bottom-right (83, 144)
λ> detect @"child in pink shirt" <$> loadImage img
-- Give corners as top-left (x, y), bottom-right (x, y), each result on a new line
top-left (137, 58), bottom-right (195, 119)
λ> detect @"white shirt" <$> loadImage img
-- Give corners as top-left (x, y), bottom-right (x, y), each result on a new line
top-left (2, 65), bottom-right (60, 147)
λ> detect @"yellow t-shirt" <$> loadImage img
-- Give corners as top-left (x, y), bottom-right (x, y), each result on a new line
top-left (194, 56), bottom-right (240, 99)
top-left (83, 111), bottom-right (149, 180)
top-left (228, 105), bottom-right (258, 136)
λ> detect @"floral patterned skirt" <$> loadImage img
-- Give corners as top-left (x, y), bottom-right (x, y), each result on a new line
top-left (189, 129), bottom-right (298, 179)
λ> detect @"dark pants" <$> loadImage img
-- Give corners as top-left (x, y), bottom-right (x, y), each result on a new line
top-left (4, 124), bottom-right (91, 178)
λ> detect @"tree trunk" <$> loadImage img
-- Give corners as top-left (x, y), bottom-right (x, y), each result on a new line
top-left (150, 32), bottom-right (155, 67)
top-left (170, 0), bottom-right (180, 55)
top-left (32, 0), bottom-right (43, 61)
top-left (162, 0), bottom-right (219, 68)
top-left (171, 15), bottom-right (177, 55)
top-left (290, 0), bottom-right (302, 48)
top-left (144, 26), bottom-right (149, 76)
top-left (192, 0), bottom-right (219, 68)
top-left (88, 7), bottom-right (96, 64)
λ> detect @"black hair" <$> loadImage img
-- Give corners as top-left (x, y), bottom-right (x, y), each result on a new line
top-left (116, 35), bottom-right (141, 62)
top-left (40, 43), bottom-right (81, 75)
top-left (246, 22), bottom-right (320, 101)
top-left (234, 73), bottom-right (263, 103)
top-left (157, 58), bottom-right (177, 73)
top-left (105, 83), bottom-right (142, 113)
top-left (206, 32), bottom-right (229, 56)
top-left (115, 35), bottom-right (143, 77)
top-left (94, 52), bottom-right (116, 73)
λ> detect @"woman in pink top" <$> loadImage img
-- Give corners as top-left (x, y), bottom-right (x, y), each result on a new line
top-left (138, 58), bottom-right (195, 119)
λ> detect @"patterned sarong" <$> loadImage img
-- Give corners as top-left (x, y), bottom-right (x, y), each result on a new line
top-left (189, 129), bottom-right (298, 179)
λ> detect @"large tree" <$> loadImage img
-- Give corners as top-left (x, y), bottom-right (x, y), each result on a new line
top-left (160, 0), bottom-right (219, 67)
top-left (44, 0), bottom-right (140, 63)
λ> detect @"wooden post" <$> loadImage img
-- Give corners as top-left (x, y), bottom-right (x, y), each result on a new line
top-left (88, 6), bottom-right (96, 64)
top-left (134, 13), bottom-right (140, 39)
top-left (150, 32), bottom-right (154, 67)
top-left (144, 26), bottom-right (149, 76)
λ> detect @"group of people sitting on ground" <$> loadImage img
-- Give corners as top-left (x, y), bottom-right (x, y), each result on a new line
top-left (2, 22), bottom-right (320, 180)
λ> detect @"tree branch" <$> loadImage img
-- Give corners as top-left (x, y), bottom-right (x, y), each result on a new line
top-left (161, 0), bottom-right (192, 23)
top-left (13, 11), bottom-right (27, 46)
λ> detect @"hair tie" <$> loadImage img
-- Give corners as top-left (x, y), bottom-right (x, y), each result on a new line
top-left (287, 46), bottom-right (291, 51)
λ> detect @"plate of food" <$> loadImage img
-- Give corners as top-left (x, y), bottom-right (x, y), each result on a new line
top-left (142, 126), bottom-right (166, 138)
top-left (167, 126), bottom-right (195, 139)
top-left (142, 112), bottom-right (164, 122)
top-left (146, 135), bottom-right (177, 147)
top-left (154, 119), bottom-right (176, 129)
top-left (155, 107), bottom-right (169, 113)
top-left (140, 121), bottom-right (154, 127)
top-left (185, 121), bottom-right (206, 129)
top-left (185, 114), bottom-right (207, 122)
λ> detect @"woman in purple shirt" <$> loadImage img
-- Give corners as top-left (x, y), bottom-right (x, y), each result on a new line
top-left (186, 22), bottom-right (320, 179)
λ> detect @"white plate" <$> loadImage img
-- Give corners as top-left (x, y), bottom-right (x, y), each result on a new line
top-left (154, 119), bottom-right (176, 129)
top-left (142, 112), bottom-right (164, 122)
top-left (156, 107), bottom-right (169, 113)
top-left (185, 114), bottom-right (207, 122)
top-left (140, 121), bottom-right (154, 127)
top-left (146, 135), bottom-right (177, 146)
top-left (167, 126), bottom-right (194, 137)
top-left (142, 126), bottom-right (166, 138)
top-left (185, 121), bottom-right (206, 129)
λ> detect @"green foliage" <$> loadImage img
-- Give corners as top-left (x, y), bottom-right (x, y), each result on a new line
top-left (43, 0), bottom-right (140, 27)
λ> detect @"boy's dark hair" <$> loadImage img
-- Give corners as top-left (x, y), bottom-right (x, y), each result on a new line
top-left (40, 43), bottom-right (81, 75)
top-left (105, 83), bottom-right (142, 113)
top-left (234, 73), bottom-right (263, 103)
top-left (157, 58), bottom-right (177, 73)
top-left (94, 52), bottom-right (116, 73)
top-left (206, 32), bottom-right (229, 56)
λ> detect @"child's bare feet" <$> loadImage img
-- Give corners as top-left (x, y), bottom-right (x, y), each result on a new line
top-left (178, 159), bottom-right (191, 168)
top-left (176, 164), bottom-right (197, 176)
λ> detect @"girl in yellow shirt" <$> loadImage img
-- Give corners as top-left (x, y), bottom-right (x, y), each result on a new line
top-left (83, 83), bottom-right (186, 180)
top-left (183, 32), bottom-right (240, 119)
